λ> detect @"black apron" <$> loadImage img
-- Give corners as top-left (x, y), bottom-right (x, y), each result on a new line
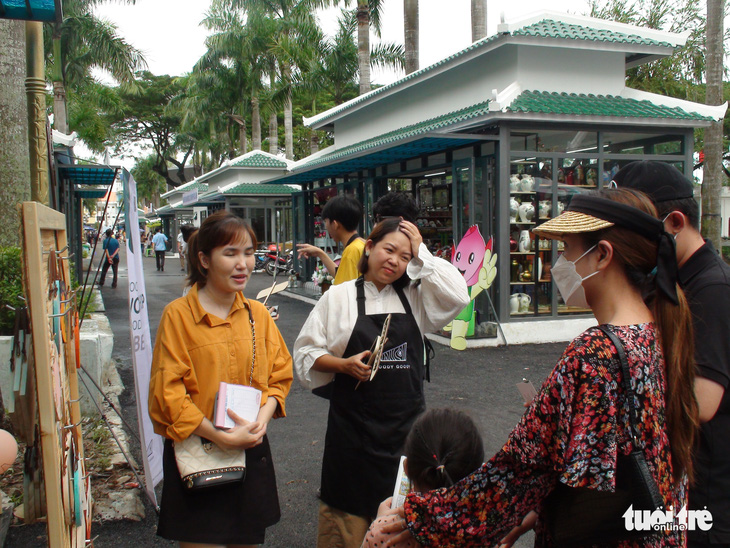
top-left (320, 277), bottom-right (425, 519)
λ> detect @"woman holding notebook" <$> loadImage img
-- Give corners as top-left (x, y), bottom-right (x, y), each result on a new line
top-left (149, 211), bottom-right (293, 547)
top-left (294, 217), bottom-right (469, 548)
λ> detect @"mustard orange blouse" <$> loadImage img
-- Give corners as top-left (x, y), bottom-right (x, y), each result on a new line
top-left (149, 283), bottom-right (293, 442)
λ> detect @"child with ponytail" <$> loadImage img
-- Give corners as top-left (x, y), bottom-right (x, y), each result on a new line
top-left (361, 408), bottom-right (484, 548)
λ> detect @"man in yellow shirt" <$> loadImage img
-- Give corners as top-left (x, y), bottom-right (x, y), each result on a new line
top-left (297, 195), bottom-right (365, 285)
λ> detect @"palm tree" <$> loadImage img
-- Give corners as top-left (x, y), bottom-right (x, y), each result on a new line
top-left (0, 19), bottom-right (31, 246)
top-left (404, 0), bottom-right (419, 74)
top-left (234, 0), bottom-right (328, 160)
top-left (471, 0), bottom-right (487, 42)
top-left (702, 0), bottom-right (724, 248)
top-left (47, 0), bottom-right (146, 134)
top-left (336, 0), bottom-right (386, 94)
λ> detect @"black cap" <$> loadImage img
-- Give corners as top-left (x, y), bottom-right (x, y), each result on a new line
top-left (612, 161), bottom-right (694, 203)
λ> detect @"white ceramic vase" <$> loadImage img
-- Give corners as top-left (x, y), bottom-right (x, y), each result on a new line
top-left (518, 230), bottom-right (531, 253)
top-left (519, 293), bottom-right (531, 313)
top-left (510, 197), bottom-right (520, 222)
top-left (521, 175), bottom-right (535, 192)
top-left (518, 203), bottom-right (535, 223)
top-left (509, 294), bottom-right (520, 314)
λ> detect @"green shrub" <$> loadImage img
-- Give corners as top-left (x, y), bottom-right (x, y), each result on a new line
top-left (0, 247), bottom-right (25, 336)
top-left (722, 245), bottom-right (730, 265)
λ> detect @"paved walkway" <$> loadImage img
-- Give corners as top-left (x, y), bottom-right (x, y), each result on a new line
top-left (7, 249), bottom-right (575, 547)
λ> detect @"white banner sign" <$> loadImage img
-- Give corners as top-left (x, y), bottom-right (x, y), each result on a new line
top-left (122, 169), bottom-right (164, 504)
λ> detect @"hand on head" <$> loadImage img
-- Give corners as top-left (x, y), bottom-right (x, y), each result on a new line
top-left (398, 220), bottom-right (422, 259)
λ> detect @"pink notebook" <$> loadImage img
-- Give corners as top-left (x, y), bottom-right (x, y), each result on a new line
top-left (214, 382), bottom-right (262, 429)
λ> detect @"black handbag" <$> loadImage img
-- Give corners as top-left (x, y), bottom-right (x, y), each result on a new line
top-left (542, 326), bottom-right (664, 547)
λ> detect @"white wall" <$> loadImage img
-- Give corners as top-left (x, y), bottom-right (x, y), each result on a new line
top-left (333, 45), bottom-right (627, 148)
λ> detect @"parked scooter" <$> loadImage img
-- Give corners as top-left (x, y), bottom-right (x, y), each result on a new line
top-left (254, 247), bottom-right (269, 272)
top-left (264, 245), bottom-right (294, 276)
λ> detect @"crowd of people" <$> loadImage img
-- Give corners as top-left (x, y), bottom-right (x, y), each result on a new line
top-left (145, 161), bottom-right (729, 548)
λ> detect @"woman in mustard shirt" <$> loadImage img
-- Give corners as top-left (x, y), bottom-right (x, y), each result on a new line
top-left (149, 211), bottom-right (293, 547)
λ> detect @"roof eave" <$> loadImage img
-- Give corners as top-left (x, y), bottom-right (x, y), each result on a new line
top-left (305, 35), bottom-right (508, 130)
top-left (494, 111), bottom-right (715, 128)
top-left (306, 35), bottom-right (677, 130)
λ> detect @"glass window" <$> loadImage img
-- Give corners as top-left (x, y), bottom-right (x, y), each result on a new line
top-left (428, 152), bottom-right (447, 166)
top-left (510, 129), bottom-right (598, 153)
top-left (602, 132), bottom-right (683, 155)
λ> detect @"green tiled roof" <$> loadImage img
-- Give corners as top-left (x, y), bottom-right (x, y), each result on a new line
top-left (228, 152), bottom-right (289, 169)
top-left (222, 183), bottom-right (295, 195)
top-left (308, 16), bottom-right (679, 127)
top-left (514, 20), bottom-right (673, 48)
top-left (509, 90), bottom-right (714, 121)
top-left (297, 100), bottom-right (491, 170)
top-left (177, 182), bottom-right (208, 193)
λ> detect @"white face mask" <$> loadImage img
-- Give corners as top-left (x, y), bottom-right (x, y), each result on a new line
top-left (552, 245), bottom-right (599, 308)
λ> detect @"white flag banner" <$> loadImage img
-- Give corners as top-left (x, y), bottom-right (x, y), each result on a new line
top-left (122, 169), bottom-right (164, 504)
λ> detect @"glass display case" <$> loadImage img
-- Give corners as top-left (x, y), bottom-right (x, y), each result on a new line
top-left (416, 177), bottom-right (453, 256)
top-left (508, 159), bottom-right (548, 317)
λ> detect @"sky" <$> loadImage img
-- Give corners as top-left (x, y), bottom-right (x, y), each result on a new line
top-left (87, 0), bottom-right (593, 166)
top-left (93, 0), bottom-right (593, 86)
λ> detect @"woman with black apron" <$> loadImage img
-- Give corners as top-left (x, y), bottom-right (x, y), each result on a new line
top-left (294, 218), bottom-right (470, 548)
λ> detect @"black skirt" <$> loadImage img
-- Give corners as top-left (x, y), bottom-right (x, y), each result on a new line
top-left (157, 435), bottom-right (281, 545)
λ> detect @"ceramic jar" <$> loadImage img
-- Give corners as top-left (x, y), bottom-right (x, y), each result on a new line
top-left (510, 258), bottom-right (520, 282)
top-left (557, 201), bottom-right (565, 215)
top-left (518, 230), bottom-right (531, 253)
top-left (510, 197), bottom-right (520, 222)
top-left (519, 293), bottom-right (531, 313)
top-left (587, 168), bottom-right (597, 186)
top-left (518, 203), bottom-right (535, 223)
top-left (509, 293), bottom-right (520, 314)
top-left (510, 175), bottom-right (521, 191)
top-left (538, 200), bottom-right (551, 219)
top-left (521, 175), bottom-right (535, 192)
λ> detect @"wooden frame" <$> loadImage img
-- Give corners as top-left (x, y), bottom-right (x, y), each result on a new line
top-left (22, 202), bottom-right (89, 547)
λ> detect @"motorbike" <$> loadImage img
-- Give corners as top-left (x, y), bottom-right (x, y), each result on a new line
top-left (263, 244), bottom-right (294, 276)
top-left (254, 248), bottom-right (269, 272)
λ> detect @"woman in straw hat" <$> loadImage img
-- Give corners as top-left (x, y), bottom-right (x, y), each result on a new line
top-left (379, 189), bottom-right (698, 547)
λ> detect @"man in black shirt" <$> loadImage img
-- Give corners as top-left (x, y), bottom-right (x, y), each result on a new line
top-left (615, 161), bottom-right (730, 547)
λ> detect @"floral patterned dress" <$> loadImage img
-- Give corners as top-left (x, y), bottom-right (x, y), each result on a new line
top-left (404, 324), bottom-right (686, 547)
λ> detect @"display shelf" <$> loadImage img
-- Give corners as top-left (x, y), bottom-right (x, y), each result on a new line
top-left (510, 221), bottom-right (535, 226)
top-left (510, 281), bottom-right (536, 285)
top-left (510, 191), bottom-right (536, 195)
top-left (510, 251), bottom-right (535, 255)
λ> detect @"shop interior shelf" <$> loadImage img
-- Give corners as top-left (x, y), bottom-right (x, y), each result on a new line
top-left (510, 191), bottom-right (536, 195)
top-left (510, 251), bottom-right (535, 255)
top-left (510, 281), bottom-right (536, 285)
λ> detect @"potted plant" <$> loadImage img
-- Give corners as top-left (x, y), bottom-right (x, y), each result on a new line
top-left (312, 262), bottom-right (334, 294)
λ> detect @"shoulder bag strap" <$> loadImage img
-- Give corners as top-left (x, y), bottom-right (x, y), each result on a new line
top-left (598, 325), bottom-right (640, 448)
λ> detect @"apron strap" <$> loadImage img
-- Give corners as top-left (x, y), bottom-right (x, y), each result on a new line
top-left (356, 277), bottom-right (413, 318)
top-left (394, 285), bottom-right (413, 316)
top-left (356, 277), bottom-right (366, 316)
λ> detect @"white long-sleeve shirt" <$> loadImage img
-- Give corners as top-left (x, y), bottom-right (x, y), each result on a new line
top-left (293, 244), bottom-right (470, 389)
